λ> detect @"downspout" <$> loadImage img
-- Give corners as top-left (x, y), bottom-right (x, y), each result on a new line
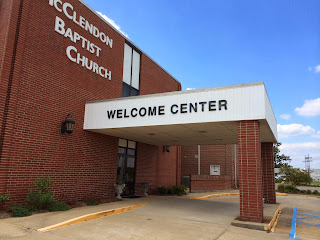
top-left (198, 145), bottom-right (200, 175)
top-left (234, 144), bottom-right (238, 188)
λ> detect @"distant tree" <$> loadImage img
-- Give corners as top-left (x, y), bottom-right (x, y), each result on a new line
top-left (279, 166), bottom-right (312, 186)
top-left (274, 142), bottom-right (291, 168)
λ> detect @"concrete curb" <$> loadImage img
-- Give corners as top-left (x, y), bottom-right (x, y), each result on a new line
top-left (187, 192), bottom-right (287, 200)
top-left (37, 203), bottom-right (147, 232)
top-left (231, 204), bottom-right (283, 232)
top-left (264, 204), bottom-right (283, 231)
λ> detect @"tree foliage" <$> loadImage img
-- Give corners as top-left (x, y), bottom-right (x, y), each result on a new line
top-left (274, 142), bottom-right (291, 168)
top-left (279, 166), bottom-right (312, 186)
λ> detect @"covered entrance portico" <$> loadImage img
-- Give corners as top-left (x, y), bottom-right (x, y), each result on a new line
top-left (83, 82), bottom-right (277, 223)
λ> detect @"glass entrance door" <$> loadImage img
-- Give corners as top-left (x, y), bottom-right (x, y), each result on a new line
top-left (117, 139), bottom-right (136, 196)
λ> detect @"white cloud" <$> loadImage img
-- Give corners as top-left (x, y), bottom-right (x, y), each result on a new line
top-left (308, 65), bottom-right (320, 73)
top-left (312, 131), bottom-right (320, 139)
top-left (277, 123), bottom-right (315, 138)
top-left (96, 11), bottom-right (129, 38)
top-left (295, 98), bottom-right (320, 117)
top-left (186, 88), bottom-right (195, 91)
top-left (279, 142), bottom-right (320, 169)
top-left (280, 114), bottom-right (291, 120)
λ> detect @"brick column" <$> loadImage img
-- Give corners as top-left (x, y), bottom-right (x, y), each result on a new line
top-left (262, 142), bottom-right (276, 203)
top-left (238, 121), bottom-right (263, 222)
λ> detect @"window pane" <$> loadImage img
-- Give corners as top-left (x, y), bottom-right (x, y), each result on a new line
top-left (122, 83), bottom-right (130, 97)
top-left (128, 141), bottom-right (136, 149)
top-left (127, 157), bottom-right (135, 168)
top-left (127, 149), bottom-right (135, 156)
top-left (118, 138), bottom-right (127, 147)
top-left (131, 50), bottom-right (140, 90)
top-left (122, 43), bottom-right (132, 85)
top-left (130, 87), bottom-right (139, 97)
top-left (118, 147), bottom-right (126, 154)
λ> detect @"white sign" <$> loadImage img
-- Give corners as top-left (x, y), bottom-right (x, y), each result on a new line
top-left (210, 165), bottom-right (220, 175)
top-left (48, 0), bottom-right (112, 80)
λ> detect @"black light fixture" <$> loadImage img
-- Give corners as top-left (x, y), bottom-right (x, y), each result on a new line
top-left (61, 113), bottom-right (75, 134)
top-left (163, 146), bottom-right (171, 152)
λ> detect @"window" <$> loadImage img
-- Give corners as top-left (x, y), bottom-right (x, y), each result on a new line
top-left (210, 165), bottom-right (220, 175)
top-left (122, 42), bottom-right (140, 97)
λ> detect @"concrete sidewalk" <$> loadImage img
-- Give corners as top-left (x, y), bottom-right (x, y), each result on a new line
top-left (0, 191), bottom-right (309, 240)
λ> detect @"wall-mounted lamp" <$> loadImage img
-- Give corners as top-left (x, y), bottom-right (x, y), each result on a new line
top-left (163, 146), bottom-right (171, 152)
top-left (61, 113), bottom-right (75, 134)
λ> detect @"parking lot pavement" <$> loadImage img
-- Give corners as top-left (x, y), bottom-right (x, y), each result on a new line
top-left (275, 194), bottom-right (320, 240)
top-left (1, 193), bottom-right (317, 240)
top-left (0, 196), bottom-right (239, 240)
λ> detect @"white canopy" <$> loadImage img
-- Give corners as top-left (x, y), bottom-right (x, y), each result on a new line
top-left (84, 82), bottom-right (277, 145)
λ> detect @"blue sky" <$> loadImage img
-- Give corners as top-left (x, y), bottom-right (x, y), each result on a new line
top-left (83, 0), bottom-right (320, 169)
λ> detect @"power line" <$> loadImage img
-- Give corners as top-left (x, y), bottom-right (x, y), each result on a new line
top-left (303, 154), bottom-right (312, 173)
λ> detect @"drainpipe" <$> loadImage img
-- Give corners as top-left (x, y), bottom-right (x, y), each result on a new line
top-left (198, 145), bottom-right (201, 175)
top-left (234, 144), bottom-right (238, 188)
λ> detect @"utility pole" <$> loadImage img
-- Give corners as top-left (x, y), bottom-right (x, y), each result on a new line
top-left (303, 154), bottom-right (312, 173)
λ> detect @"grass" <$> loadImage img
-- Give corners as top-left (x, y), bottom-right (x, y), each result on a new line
top-left (310, 181), bottom-right (320, 186)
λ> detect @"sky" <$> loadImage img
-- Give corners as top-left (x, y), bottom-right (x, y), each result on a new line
top-left (83, 0), bottom-right (320, 169)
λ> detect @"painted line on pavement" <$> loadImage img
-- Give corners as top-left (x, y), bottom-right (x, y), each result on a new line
top-left (186, 192), bottom-right (286, 200)
top-left (37, 203), bottom-right (147, 232)
top-left (289, 207), bottom-right (302, 240)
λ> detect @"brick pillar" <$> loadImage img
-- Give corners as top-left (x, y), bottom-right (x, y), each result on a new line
top-left (238, 120), bottom-right (263, 222)
top-left (262, 142), bottom-right (276, 203)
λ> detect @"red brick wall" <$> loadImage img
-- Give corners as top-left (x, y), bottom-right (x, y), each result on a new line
top-left (139, 54), bottom-right (181, 95)
top-left (190, 175), bottom-right (233, 191)
top-left (262, 142), bottom-right (276, 203)
top-left (0, 0), bottom-right (180, 202)
top-left (238, 120), bottom-right (263, 223)
top-left (135, 144), bottom-right (179, 194)
top-left (181, 144), bottom-right (238, 191)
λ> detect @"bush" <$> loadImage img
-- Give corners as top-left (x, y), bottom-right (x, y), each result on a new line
top-left (171, 185), bottom-right (187, 195)
top-left (277, 184), bottom-right (285, 192)
top-left (300, 190), bottom-right (306, 194)
top-left (157, 186), bottom-right (168, 195)
top-left (0, 195), bottom-right (9, 203)
top-left (86, 199), bottom-right (99, 206)
top-left (0, 195), bottom-right (9, 210)
top-left (12, 206), bottom-right (31, 217)
top-left (277, 184), bottom-right (299, 193)
top-left (279, 166), bottom-right (312, 186)
top-left (26, 178), bottom-right (54, 210)
top-left (313, 190), bottom-right (319, 195)
top-left (167, 188), bottom-right (173, 195)
top-left (48, 201), bottom-right (71, 212)
top-left (306, 190), bottom-right (312, 194)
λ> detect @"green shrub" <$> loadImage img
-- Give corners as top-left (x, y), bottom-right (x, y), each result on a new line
top-left (86, 199), bottom-right (99, 206)
top-left (0, 195), bottom-right (9, 210)
top-left (0, 195), bottom-right (9, 203)
top-left (279, 166), bottom-right (312, 186)
top-left (157, 186), bottom-right (168, 195)
top-left (313, 190), bottom-right (319, 195)
top-left (171, 185), bottom-right (187, 195)
top-left (26, 178), bottom-right (54, 210)
top-left (277, 184), bottom-right (299, 193)
top-left (306, 190), bottom-right (312, 194)
top-left (48, 201), bottom-right (71, 212)
top-left (167, 188), bottom-right (173, 195)
top-left (12, 206), bottom-right (31, 217)
top-left (277, 184), bottom-right (285, 193)
top-left (300, 190), bottom-right (306, 194)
